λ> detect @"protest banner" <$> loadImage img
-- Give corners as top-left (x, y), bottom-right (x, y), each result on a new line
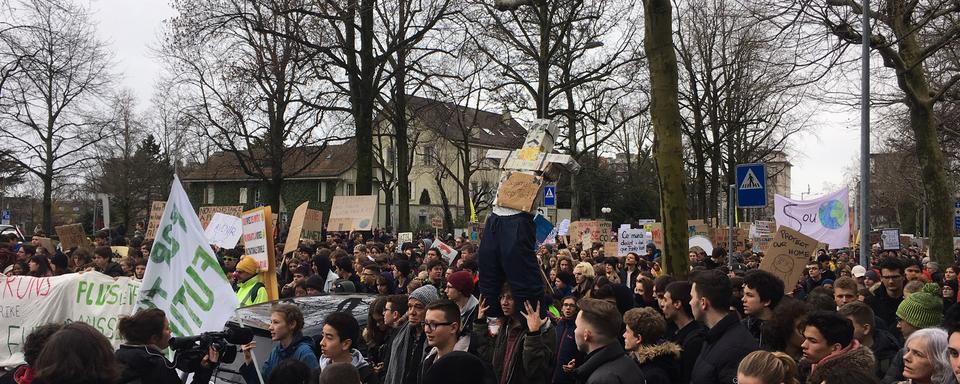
top-left (618, 228), bottom-right (646, 256)
top-left (431, 240), bottom-right (459, 265)
top-left (759, 226), bottom-right (819, 292)
top-left (880, 228), bottom-right (901, 250)
top-left (284, 202), bottom-right (311, 255)
top-left (242, 206), bottom-right (279, 301)
top-left (0, 273), bottom-right (141, 367)
top-left (327, 195), bottom-right (378, 231)
top-left (650, 223), bottom-right (664, 250)
top-left (204, 213), bottom-right (243, 249)
top-left (774, 188), bottom-right (850, 249)
top-left (557, 219), bottom-right (571, 236)
top-left (55, 223), bottom-right (89, 251)
top-left (145, 201), bottom-right (166, 240)
top-left (135, 176), bottom-right (240, 339)
top-left (689, 235), bottom-right (714, 255)
top-left (714, 227), bottom-right (748, 252)
top-left (111, 246), bottom-right (129, 258)
top-left (198, 206), bottom-right (243, 229)
top-left (570, 220), bottom-right (613, 247)
top-left (302, 208), bottom-right (323, 240)
top-left (535, 215), bottom-right (554, 245)
top-left (751, 220), bottom-right (776, 252)
top-left (398, 232), bottom-right (413, 245)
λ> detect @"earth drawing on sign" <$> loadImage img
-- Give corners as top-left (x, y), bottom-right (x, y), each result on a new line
top-left (818, 200), bottom-right (846, 229)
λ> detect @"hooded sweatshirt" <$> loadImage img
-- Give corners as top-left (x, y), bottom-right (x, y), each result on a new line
top-left (319, 349), bottom-right (377, 384)
top-left (239, 333), bottom-right (319, 384)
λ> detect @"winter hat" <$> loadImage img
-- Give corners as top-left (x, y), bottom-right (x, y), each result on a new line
top-left (332, 279), bottom-right (357, 293)
top-left (236, 256), bottom-right (259, 274)
top-left (556, 271), bottom-right (576, 287)
top-left (821, 279), bottom-right (834, 287)
top-left (851, 265), bottom-right (867, 278)
top-left (865, 270), bottom-right (879, 281)
top-left (446, 271), bottom-right (474, 297)
top-left (409, 285), bottom-right (439, 306)
top-left (896, 283), bottom-right (944, 328)
top-left (304, 275), bottom-right (325, 292)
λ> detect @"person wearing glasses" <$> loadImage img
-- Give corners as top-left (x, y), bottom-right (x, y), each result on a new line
top-left (319, 311), bottom-right (378, 384)
top-left (554, 296), bottom-right (583, 384)
top-left (384, 285), bottom-right (439, 384)
top-left (865, 257), bottom-right (907, 336)
top-left (420, 300), bottom-right (471, 380)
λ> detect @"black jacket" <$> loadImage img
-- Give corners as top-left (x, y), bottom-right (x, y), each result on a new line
top-left (101, 261), bottom-right (125, 278)
top-left (116, 344), bottom-right (215, 384)
top-left (690, 313), bottom-right (758, 384)
top-left (472, 317), bottom-right (556, 384)
top-left (666, 320), bottom-right (706, 384)
top-left (630, 342), bottom-right (681, 384)
top-left (574, 343), bottom-right (645, 384)
top-left (871, 328), bottom-right (902, 380)
top-left (864, 286), bottom-right (903, 335)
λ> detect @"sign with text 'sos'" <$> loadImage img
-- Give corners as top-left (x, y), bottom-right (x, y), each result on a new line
top-left (327, 195), bottom-right (378, 231)
top-left (759, 226), bottom-right (819, 292)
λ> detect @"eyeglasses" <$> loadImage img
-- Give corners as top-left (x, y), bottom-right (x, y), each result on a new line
top-left (423, 321), bottom-right (454, 331)
top-left (561, 303), bottom-right (577, 308)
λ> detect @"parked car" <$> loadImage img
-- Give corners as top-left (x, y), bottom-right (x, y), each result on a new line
top-left (210, 293), bottom-right (376, 383)
top-left (0, 225), bottom-right (23, 242)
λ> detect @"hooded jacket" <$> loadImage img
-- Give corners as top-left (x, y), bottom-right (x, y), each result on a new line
top-left (630, 342), bottom-right (681, 384)
top-left (239, 333), bottom-right (319, 384)
top-left (459, 295), bottom-right (480, 336)
top-left (552, 317), bottom-right (583, 384)
top-left (472, 316), bottom-right (556, 384)
top-left (573, 343), bottom-right (646, 384)
top-left (319, 348), bottom-right (377, 384)
top-left (806, 341), bottom-right (876, 384)
top-left (115, 344), bottom-right (214, 384)
top-left (689, 313), bottom-right (758, 384)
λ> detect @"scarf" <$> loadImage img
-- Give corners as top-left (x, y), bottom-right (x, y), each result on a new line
top-left (811, 339), bottom-right (860, 374)
top-left (385, 321), bottom-right (413, 384)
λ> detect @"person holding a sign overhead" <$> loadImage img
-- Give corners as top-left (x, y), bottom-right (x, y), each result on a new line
top-left (235, 255), bottom-right (268, 307)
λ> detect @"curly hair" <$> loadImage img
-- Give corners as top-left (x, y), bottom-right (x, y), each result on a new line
top-left (761, 296), bottom-right (811, 352)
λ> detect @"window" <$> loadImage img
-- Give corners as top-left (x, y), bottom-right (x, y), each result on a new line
top-left (346, 183), bottom-right (355, 196)
top-left (205, 185), bottom-right (215, 204)
top-left (239, 187), bottom-right (248, 204)
top-left (387, 147), bottom-right (396, 168)
top-left (421, 145), bottom-right (436, 165)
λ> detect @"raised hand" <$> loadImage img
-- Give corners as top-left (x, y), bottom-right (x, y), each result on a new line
top-left (521, 301), bottom-right (546, 331)
top-left (476, 295), bottom-right (489, 320)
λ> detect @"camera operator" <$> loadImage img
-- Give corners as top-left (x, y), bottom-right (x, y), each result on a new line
top-left (115, 308), bottom-right (219, 384)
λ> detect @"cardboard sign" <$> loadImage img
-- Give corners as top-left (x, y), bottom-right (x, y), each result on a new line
top-left (571, 220), bottom-right (613, 247)
top-left (241, 206), bottom-right (279, 300)
top-left (431, 216), bottom-right (444, 230)
top-left (327, 195), bottom-right (378, 231)
top-left (55, 224), bottom-right (88, 251)
top-left (204, 212), bottom-right (243, 249)
top-left (145, 201), bottom-right (166, 240)
top-left (603, 242), bottom-right (618, 258)
top-left (880, 228), bottom-right (901, 250)
top-left (110, 246), bottom-right (129, 258)
top-left (33, 237), bottom-right (56, 254)
top-left (495, 171), bottom-right (543, 213)
top-left (284, 202), bottom-right (311, 255)
top-left (303, 209), bottom-right (323, 232)
top-left (198, 206), bottom-right (243, 229)
top-left (650, 223), bottom-right (664, 250)
top-left (759, 226), bottom-right (819, 292)
top-left (618, 228), bottom-right (646, 256)
top-left (714, 227), bottom-right (748, 252)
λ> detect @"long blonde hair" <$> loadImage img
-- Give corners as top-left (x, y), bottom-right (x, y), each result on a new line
top-left (737, 350), bottom-right (799, 384)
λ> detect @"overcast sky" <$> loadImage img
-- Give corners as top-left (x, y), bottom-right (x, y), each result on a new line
top-left (91, 0), bottom-right (866, 200)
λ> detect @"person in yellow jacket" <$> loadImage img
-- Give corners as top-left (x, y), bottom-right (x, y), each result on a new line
top-left (236, 256), bottom-right (268, 308)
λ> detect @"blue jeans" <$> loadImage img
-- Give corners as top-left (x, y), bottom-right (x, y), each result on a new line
top-left (477, 212), bottom-right (543, 317)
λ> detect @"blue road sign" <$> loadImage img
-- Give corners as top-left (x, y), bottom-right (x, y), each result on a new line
top-left (0, 209), bottom-right (8, 225)
top-left (736, 163), bottom-right (767, 208)
top-left (543, 185), bottom-right (556, 207)
top-left (955, 200), bottom-right (960, 233)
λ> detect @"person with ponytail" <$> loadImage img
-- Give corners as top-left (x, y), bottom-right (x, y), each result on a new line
top-left (114, 308), bottom-right (219, 384)
top-left (737, 350), bottom-right (800, 384)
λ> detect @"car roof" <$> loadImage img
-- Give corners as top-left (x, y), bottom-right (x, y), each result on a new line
top-left (229, 293), bottom-right (376, 336)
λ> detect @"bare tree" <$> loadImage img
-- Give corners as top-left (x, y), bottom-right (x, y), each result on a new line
top-left (0, 0), bottom-right (112, 232)
top-left (163, 0), bottom-right (343, 213)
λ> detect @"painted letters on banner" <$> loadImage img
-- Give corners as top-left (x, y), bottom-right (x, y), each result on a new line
top-left (0, 273), bottom-right (141, 368)
top-left (327, 195), bottom-right (377, 231)
top-left (136, 176), bottom-right (239, 340)
top-left (774, 188), bottom-right (850, 249)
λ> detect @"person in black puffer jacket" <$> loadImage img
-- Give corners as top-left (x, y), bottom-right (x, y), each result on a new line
top-left (115, 308), bottom-right (218, 384)
top-left (624, 307), bottom-right (681, 384)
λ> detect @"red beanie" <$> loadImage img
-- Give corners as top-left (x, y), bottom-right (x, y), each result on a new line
top-left (446, 271), bottom-right (475, 297)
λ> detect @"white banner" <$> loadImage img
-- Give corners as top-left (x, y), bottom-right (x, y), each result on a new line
top-left (774, 188), bottom-right (850, 249)
top-left (242, 208), bottom-right (271, 271)
top-left (432, 240), bottom-right (459, 265)
top-left (0, 273), bottom-right (141, 367)
top-left (205, 212), bottom-right (243, 249)
top-left (136, 176), bottom-right (239, 339)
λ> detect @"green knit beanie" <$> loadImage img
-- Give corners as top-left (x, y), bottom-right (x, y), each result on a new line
top-left (896, 283), bottom-right (943, 328)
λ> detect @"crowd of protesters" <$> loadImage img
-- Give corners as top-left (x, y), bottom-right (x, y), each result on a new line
top-left (5, 224), bottom-right (960, 384)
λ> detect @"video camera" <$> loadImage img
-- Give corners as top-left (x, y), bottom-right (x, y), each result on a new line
top-left (169, 327), bottom-right (254, 372)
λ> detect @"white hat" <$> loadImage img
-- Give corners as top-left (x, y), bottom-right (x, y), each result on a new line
top-left (851, 265), bottom-right (867, 278)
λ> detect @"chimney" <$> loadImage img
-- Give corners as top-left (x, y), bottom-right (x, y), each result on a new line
top-left (500, 109), bottom-right (512, 124)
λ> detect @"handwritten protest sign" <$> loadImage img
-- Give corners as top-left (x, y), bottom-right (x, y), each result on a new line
top-left (570, 220), bottom-right (613, 247)
top-left (145, 201), bottom-right (166, 239)
top-left (618, 228), bottom-right (646, 256)
top-left (432, 240), bottom-right (459, 265)
top-left (650, 223), bottom-right (664, 250)
top-left (302, 209), bottom-right (323, 240)
top-left (55, 223), bottom-right (88, 251)
top-left (204, 213), bottom-right (243, 249)
top-left (714, 227), bottom-right (748, 252)
top-left (111, 246), bottom-right (129, 258)
top-left (603, 242), bottom-right (618, 258)
top-left (558, 219), bottom-right (571, 236)
top-left (242, 207), bottom-right (272, 271)
top-left (880, 228), bottom-right (901, 250)
top-left (398, 232), bottom-right (413, 245)
top-left (33, 237), bottom-right (56, 254)
top-left (0, 273), bottom-right (141, 368)
top-left (198, 206), bottom-right (243, 229)
top-left (327, 195), bottom-right (377, 231)
top-left (759, 226), bottom-right (819, 292)
top-left (496, 171), bottom-right (543, 213)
